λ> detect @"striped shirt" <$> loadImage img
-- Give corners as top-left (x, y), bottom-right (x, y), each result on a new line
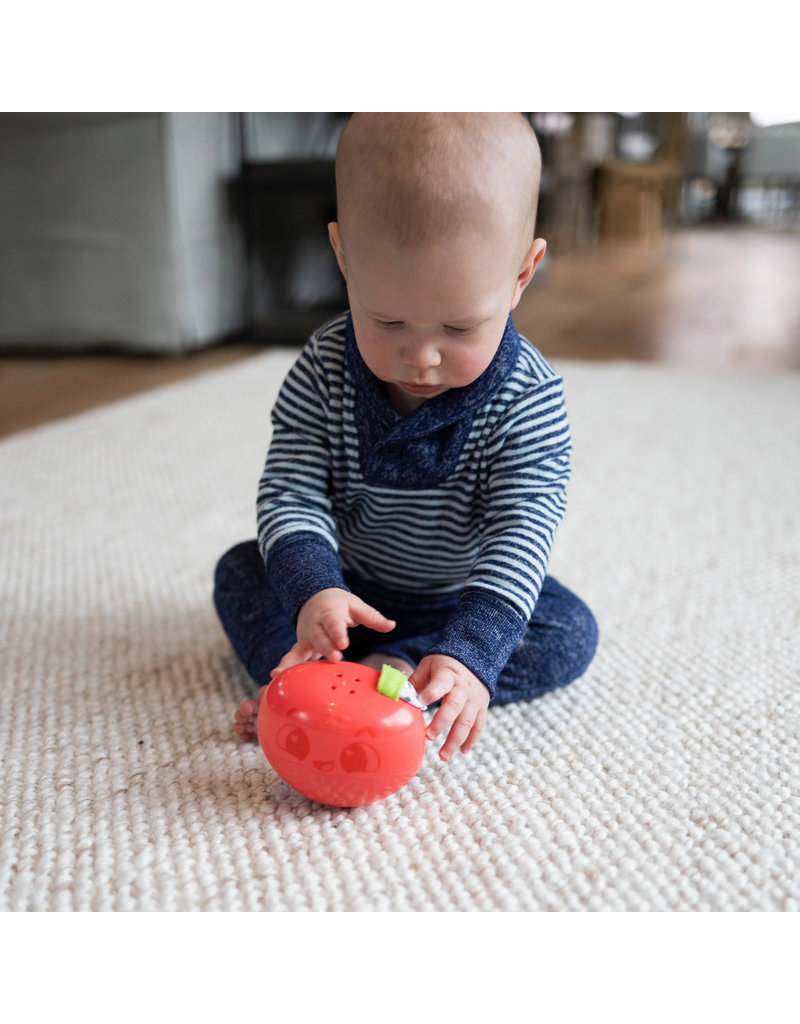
top-left (257, 311), bottom-right (571, 694)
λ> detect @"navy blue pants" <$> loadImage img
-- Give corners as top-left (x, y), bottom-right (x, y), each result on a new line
top-left (213, 540), bottom-right (598, 706)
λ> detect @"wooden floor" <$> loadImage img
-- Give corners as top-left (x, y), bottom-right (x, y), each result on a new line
top-left (515, 222), bottom-right (800, 369)
top-left (0, 340), bottom-right (264, 440)
top-left (1, 223), bottom-right (798, 441)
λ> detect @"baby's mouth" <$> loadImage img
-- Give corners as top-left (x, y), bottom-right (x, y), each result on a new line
top-left (400, 382), bottom-right (441, 395)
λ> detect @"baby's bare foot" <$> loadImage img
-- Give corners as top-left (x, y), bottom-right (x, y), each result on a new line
top-left (233, 685), bottom-right (266, 741)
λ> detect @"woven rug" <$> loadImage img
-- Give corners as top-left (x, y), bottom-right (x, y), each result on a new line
top-left (2, 351), bottom-right (798, 912)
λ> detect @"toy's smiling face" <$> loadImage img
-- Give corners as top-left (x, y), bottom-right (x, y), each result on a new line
top-left (275, 720), bottom-right (382, 775)
top-left (258, 661), bottom-right (426, 806)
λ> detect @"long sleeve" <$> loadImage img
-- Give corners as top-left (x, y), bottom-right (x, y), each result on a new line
top-left (425, 374), bottom-right (571, 694)
top-left (256, 335), bottom-right (349, 622)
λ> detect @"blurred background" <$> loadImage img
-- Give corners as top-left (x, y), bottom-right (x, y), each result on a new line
top-left (1, 111), bottom-right (799, 437)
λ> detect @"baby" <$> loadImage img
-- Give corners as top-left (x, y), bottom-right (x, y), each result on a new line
top-left (214, 113), bottom-right (598, 762)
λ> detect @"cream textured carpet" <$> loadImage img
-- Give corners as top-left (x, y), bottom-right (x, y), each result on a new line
top-left (2, 351), bottom-right (799, 912)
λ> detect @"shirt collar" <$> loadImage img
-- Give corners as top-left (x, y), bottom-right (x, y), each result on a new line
top-left (344, 312), bottom-right (521, 438)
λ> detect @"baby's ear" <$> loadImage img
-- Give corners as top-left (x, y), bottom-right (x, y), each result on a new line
top-left (328, 222), bottom-right (347, 279)
top-left (511, 237), bottom-right (547, 309)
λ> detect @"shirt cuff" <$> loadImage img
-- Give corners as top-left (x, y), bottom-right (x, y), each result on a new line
top-left (265, 533), bottom-right (349, 623)
top-left (424, 589), bottom-right (528, 698)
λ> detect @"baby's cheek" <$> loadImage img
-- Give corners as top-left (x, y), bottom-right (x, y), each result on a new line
top-left (449, 349), bottom-right (495, 387)
top-left (360, 340), bottom-right (395, 382)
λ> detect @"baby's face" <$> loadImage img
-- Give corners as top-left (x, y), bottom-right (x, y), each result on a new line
top-left (331, 222), bottom-right (542, 414)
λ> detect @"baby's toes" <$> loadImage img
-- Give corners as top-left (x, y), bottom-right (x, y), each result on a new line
top-left (232, 701), bottom-right (258, 737)
top-left (233, 720), bottom-right (255, 740)
top-left (235, 698), bottom-right (258, 721)
top-left (233, 714), bottom-right (258, 740)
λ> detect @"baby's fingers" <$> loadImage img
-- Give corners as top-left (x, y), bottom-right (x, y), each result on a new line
top-left (458, 706), bottom-right (488, 755)
top-left (314, 608), bottom-right (351, 656)
top-left (348, 597), bottom-right (396, 634)
top-left (411, 665), bottom-right (455, 708)
top-left (270, 640), bottom-right (326, 678)
top-left (427, 693), bottom-right (466, 753)
top-left (437, 702), bottom-right (486, 762)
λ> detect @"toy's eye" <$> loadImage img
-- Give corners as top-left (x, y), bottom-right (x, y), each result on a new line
top-left (340, 742), bottom-right (381, 774)
top-left (277, 725), bottom-right (310, 761)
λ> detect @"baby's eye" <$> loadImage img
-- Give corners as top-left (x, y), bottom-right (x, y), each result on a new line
top-left (444, 325), bottom-right (474, 336)
top-left (376, 320), bottom-right (403, 331)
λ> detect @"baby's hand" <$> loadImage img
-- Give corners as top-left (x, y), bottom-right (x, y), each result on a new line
top-left (410, 654), bottom-right (489, 760)
top-left (271, 588), bottom-right (396, 677)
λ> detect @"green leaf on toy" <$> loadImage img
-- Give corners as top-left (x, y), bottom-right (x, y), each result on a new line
top-left (377, 663), bottom-right (407, 700)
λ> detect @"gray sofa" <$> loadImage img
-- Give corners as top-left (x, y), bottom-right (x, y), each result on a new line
top-left (0, 113), bottom-right (248, 352)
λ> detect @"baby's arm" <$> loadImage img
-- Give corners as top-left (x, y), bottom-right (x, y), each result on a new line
top-left (410, 654), bottom-right (489, 761)
top-left (409, 381), bottom-right (571, 757)
top-left (270, 588), bottom-right (396, 677)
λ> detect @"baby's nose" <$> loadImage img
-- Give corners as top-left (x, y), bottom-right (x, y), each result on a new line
top-left (401, 341), bottom-right (441, 370)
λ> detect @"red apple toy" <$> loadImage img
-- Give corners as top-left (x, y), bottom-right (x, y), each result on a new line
top-left (257, 660), bottom-right (427, 807)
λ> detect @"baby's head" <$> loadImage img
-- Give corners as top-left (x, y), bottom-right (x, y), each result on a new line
top-left (334, 112), bottom-right (541, 260)
top-left (329, 113), bottom-right (547, 414)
